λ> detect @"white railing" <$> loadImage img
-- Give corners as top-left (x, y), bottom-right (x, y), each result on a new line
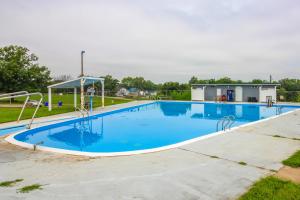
top-left (216, 115), bottom-right (235, 131)
top-left (0, 91), bottom-right (43, 129)
top-left (276, 106), bottom-right (283, 115)
top-left (75, 107), bottom-right (89, 118)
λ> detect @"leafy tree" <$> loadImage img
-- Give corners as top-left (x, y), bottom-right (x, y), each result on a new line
top-left (179, 83), bottom-right (190, 90)
top-left (188, 76), bottom-right (208, 84)
top-left (188, 77), bottom-right (237, 84)
top-left (144, 80), bottom-right (157, 91)
top-left (251, 79), bottom-right (270, 84)
top-left (0, 45), bottom-right (51, 92)
top-left (279, 78), bottom-right (300, 91)
top-left (161, 82), bottom-right (181, 91)
top-left (103, 75), bottom-right (119, 94)
top-left (170, 91), bottom-right (191, 100)
top-left (159, 82), bottom-right (190, 97)
top-left (121, 77), bottom-right (134, 89)
top-left (251, 79), bottom-right (263, 84)
top-left (121, 76), bottom-right (156, 90)
top-left (189, 76), bottom-right (198, 84)
top-left (215, 77), bottom-right (233, 84)
top-left (133, 77), bottom-right (146, 90)
top-left (207, 79), bottom-right (216, 84)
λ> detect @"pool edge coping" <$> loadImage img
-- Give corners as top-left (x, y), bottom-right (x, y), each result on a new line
top-left (4, 102), bottom-right (300, 157)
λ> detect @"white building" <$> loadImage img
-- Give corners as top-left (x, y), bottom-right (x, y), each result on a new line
top-left (191, 84), bottom-right (280, 103)
top-left (116, 88), bottom-right (129, 97)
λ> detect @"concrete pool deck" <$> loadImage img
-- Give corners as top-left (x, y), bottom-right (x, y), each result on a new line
top-left (0, 102), bottom-right (300, 199)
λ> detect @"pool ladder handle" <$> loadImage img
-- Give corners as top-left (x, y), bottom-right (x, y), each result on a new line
top-left (74, 107), bottom-right (93, 135)
top-left (75, 107), bottom-right (89, 118)
top-left (276, 106), bottom-right (283, 115)
top-left (33, 141), bottom-right (44, 151)
top-left (216, 115), bottom-right (235, 132)
top-left (224, 115), bottom-right (235, 131)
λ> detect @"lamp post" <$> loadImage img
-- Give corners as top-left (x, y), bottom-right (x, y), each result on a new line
top-left (80, 50), bottom-right (85, 110)
top-left (80, 50), bottom-right (85, 77)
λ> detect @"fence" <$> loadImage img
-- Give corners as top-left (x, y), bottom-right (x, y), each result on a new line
top-left (1, 89), bottom-right (300, 103)
top-left (277, 91), bottom-right (300, 102)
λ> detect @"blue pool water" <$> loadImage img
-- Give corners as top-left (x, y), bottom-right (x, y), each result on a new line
top-left (13, 102), bottom-right (299, 153)
top-left (0, 125), bottom-right (26, 136)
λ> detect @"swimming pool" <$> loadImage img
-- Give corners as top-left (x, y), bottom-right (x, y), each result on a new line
top-left (0, 125), bottom-right (26, 136)
top-left (6, 101), bottom-right (300, 156)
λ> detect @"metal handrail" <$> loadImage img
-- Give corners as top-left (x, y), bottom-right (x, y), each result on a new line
top-left (0, 91), bottom-right (29, 121)
top-left (75, 107), bottom-right (85, 117)
top-left (33, 141), bottom-right (44, 151)
top-left (217, 117), bottom-right (227, 131)
top-left (216, 115), bottom-right (236, 131)
top-left (0, 92), bottom-right (43, 129)
top-left (216, 117), bottom-right (226, 131)
top-left (276, 106), bottom-right (283, 115)
top-left (216, 120), bottom-right (221, 131)
top-left (227, 115), bottom-right (236, 129)
top-left (221, 117), bottom-right (230, 130)
top-left (75, 107), bottom-right (89, 118)
top-left (82, 107), bottom-right (89, 118)
top-left (0, 91), bottom-right (28, 98)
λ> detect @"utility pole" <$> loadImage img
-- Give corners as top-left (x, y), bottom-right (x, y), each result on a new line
top-left (80, 50), bottom-right (85, 110)
top-left (80, 50), bottom-right (85, 77)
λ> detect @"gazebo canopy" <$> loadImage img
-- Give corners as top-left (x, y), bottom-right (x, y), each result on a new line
top-left (47, 76), bottom-right (105, 111)
top-left (48, 76), bottom-right (104, 89)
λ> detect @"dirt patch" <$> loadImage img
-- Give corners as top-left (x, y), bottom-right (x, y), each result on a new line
top-left (0, 138), bottom-right (93, 163)
top-left (0, 139), bottom-right (30, 151)
top-left (37, 154), bottom-right (92, 163)
top-left (275, 166), bottom-right (300, 184)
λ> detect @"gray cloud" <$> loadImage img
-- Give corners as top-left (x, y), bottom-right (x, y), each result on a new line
top-left (1, 0), bottom-right (299, 83)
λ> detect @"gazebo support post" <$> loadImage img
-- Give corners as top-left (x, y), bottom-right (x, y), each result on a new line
top-left (74, 87), bottom-right (77, 110)
top-left (48, 87), bottom-right (52, 111)
top-left (101, 80), bottom-right (104, 108)
top-left (80, 78), bottom-right (86, 110)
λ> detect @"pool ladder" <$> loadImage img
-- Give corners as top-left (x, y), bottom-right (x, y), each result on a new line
top-left (0, 91), bottom-right (43, 129)
top-left (276, 106), bottom-right (283, 115)
top-left (216, 115), bottom-right (235, 131)
top-left (75, 107), bottom-right (89, 118)
top-left (33, 141), bottom-right (44, 151)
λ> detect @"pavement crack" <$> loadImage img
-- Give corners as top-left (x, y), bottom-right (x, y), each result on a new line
top-left (266, 134), bottom-right (300, 141)
top-left (178, 147), bottom-right (273, 172)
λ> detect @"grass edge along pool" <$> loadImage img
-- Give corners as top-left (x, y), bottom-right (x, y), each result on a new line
top-left (5, 101), bottom-right (300, 157)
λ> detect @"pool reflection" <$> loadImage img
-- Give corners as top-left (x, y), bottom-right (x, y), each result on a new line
top-left (190, 103), bottom-right (280, 121)
top-left (48, 118), bottom-right (104, 150)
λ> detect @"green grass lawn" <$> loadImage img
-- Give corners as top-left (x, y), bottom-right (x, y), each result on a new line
top-left (239, 176), bottom-right (300, 200)
top-left (0, 94), bottom-right (132, 123)
top-left (282, 150), bottom-right (300, 168)
top-left (240, 150), bottom-right (300, 200)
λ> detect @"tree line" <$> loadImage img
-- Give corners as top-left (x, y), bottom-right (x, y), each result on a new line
top-left (1, 45), bottom-right (300, 101)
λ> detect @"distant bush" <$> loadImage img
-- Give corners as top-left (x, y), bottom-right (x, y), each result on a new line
top-left (277, 89), bottom-right (300, 102)
top-left (170, 91), bottom-right (191, 100)
top-left (287, 92), bottom-right (300, 102)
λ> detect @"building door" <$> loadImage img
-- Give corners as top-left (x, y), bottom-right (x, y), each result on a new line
top-left (227, 90), bottom-right (234, 101)
top-left (216, 88), bottom-right (222, 101)
top-left (235, 86), bottom-right (243, 101)
top-left (191, 86), bottom-right (205, 101)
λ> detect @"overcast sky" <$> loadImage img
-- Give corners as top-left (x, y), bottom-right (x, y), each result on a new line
top-left (1, 0), bottom-right (300, 83)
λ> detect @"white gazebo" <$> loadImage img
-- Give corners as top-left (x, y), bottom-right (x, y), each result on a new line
top-left (47, 76), bottom-right (104, 111)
